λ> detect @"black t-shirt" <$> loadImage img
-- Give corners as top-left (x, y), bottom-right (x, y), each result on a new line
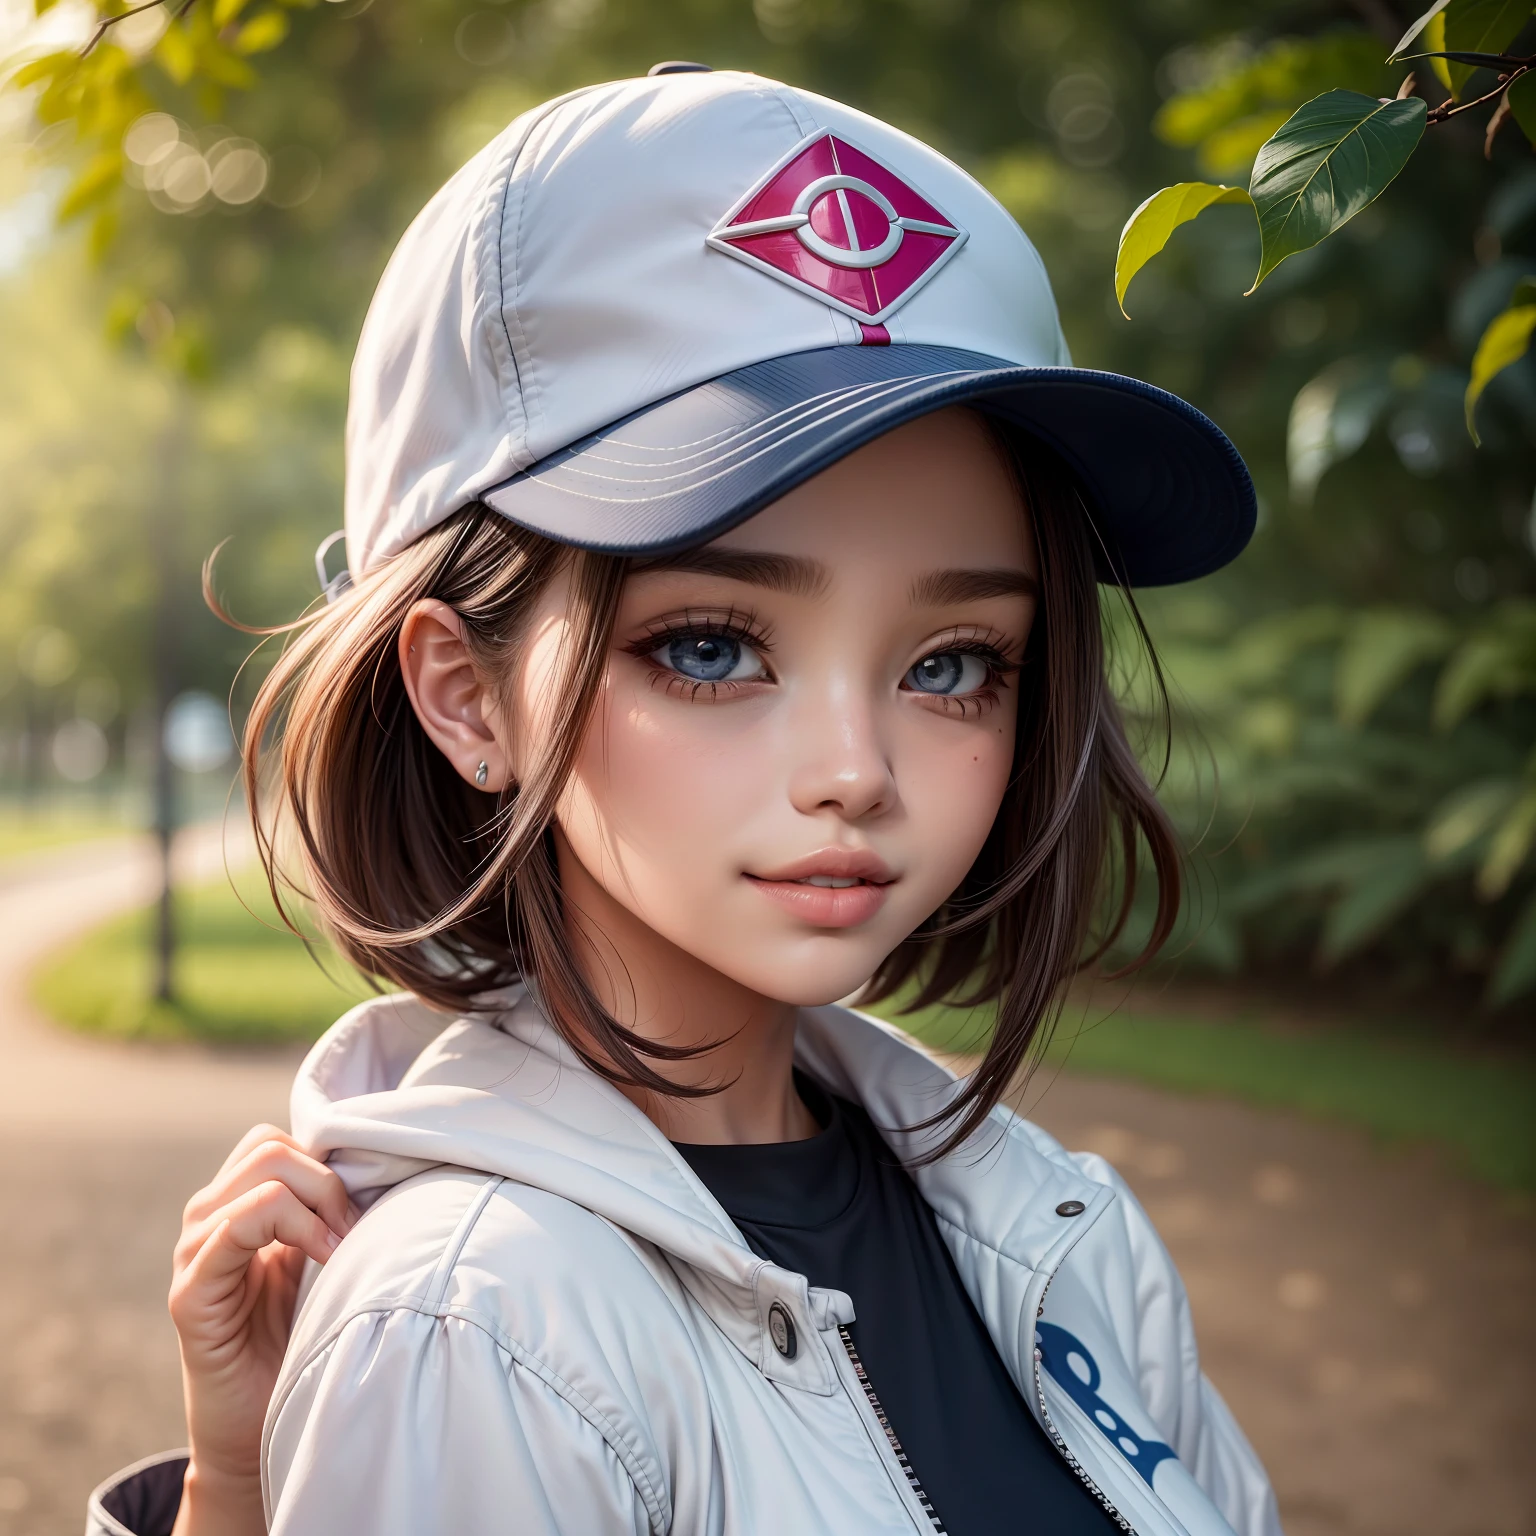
top-left (674, 1075), bottom-right (1120, 1536)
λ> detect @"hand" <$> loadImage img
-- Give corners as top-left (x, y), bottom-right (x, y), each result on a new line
top-left (167, 1125), bottom-right (357, 1536)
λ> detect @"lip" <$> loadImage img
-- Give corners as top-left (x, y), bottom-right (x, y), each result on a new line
top-left (748, 848), bottom-right (895, 885)
top-left (744, 847), bottom-right (896, 930)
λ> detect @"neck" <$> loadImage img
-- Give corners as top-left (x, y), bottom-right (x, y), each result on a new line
top-left (554, 836), bottom-right (820, 1146)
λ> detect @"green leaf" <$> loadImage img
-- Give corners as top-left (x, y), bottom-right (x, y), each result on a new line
top-left (1432, 604), bottom-right (1536, 727)
top-left (155, 22), bottom-right (196, 84)
top-left (1248, 90), bottom-right (1428, 290)
top-left (1392, 0), bottom-right (1455, 57)
top-left (1154, 35), bottom-right (1392, 176)
top-left (197, 46), bottom-right (258, 87)
top-left (1404, 47), bottom-right (1533, 67)
top-left (1191, 111), bottom-right (1294, 178)
top-left (1509, 69), bottom-right (1536, 142)
top-left (1425, 778), bottom-right (1520, 862)
top-left (1489, 886), bottom-right (1536, 1003)
top-left (213, 0), bottom-right (254, 27)
top-left (1423, 13), bottom-right (1457, 94)
top-left (87, 206), bottom-right (119, 262)
top-left (1287, 357), bottom-right (1395, 502)
top-left (10, 50), bottom-right (73, 88)
top-left (1114, 182), bottom-right (1252, 317)
top-left (233, 9), bottom-right (288, 53)
top-left (1335, 607), bottom-right (1454, 725)
top-left (1443, 0), bottom-right (1532, 99)
top-left (1480, 783), bottom-right (1536, 897)
top-left (57, 151), bottom-right (122, 223)
top-left (1317, 836), bottom-right (1434, 963)
top-left (1465, 302), bottom-right (1536, 443)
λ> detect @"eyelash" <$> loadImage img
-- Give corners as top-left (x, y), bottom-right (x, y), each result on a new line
top-left (622, 615), bottom-right (1020, 712)
top-left (623, 608), bottom-right (775, 701)
top-left (908, 628), bottom-right (1020, 719)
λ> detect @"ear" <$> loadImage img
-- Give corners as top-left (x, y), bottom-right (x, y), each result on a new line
top-left (398, 600), bottom-right (510, 792)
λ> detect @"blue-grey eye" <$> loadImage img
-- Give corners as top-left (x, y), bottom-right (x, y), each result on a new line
top-left (652, 633), bottom-right (766, 683)
top-left (905, 651), bottom-right (990, 695)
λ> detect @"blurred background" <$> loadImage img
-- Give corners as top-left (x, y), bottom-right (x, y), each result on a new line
top-left (0, 0), bottom-right (1531, 1533)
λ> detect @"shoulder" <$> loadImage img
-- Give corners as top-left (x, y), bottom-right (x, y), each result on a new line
top-left (269, 1169), bottom-right (690, 1531)
top-left (290, 1164), bottom-right (695, 1366)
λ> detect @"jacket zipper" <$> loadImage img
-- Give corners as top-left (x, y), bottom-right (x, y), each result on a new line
top-left (837, 1325), bottom-right (947, 1534)
top-left (1029, 1282), bottom-right (1138, 1535)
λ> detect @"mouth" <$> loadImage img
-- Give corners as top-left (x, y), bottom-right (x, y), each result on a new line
top-left (743, 849), bottom-right (896, 929)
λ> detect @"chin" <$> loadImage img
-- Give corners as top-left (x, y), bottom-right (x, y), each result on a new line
top-left (726, 943), bottom-right (897, 1010)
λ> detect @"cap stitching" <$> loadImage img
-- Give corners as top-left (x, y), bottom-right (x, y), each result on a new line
top-left (499, 114), bottom-right (550, 457)
top-left (764, 84), bottom-right (839, 347)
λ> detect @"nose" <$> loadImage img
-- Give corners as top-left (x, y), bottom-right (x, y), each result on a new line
top-left (785, 684), bottom-right (898, 823)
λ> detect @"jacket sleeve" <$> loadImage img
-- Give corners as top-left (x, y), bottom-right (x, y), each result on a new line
top-left (264, 1307), bottom-right (659, 1536)
top-left (85, 1450), bottom-right (188, 1536)
top-left (1070, 1152), bottom-right (1283, 1536)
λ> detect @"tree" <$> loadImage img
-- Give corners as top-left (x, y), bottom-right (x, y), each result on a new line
top-left (3, 0), bottom-right (1532, 1007)
top-left (1110, 3), bottom-right (1536, 1006)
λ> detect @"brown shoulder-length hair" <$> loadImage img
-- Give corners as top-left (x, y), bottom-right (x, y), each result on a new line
top-left (226, 422), bottom-right (1179, 1158)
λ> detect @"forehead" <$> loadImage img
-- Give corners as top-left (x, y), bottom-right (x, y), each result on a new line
top-left (707, 407), bottom-right (1032, 574)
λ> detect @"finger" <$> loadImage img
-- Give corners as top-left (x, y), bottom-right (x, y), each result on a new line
top-left (181, 1142), bottom-right (353, 1253)
top-left (214, 1124), bottom-right (302, 1180)
top-left (190, 1140), bottom-right (350, 1231)
top-left (173, 1184), bottom-right (340, 1319)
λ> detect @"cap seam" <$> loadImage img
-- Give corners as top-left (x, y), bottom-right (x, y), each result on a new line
top-left (765, 84), bottom-right (842, 347)
top-left (500, 95), bottom-right (601, 463)
top-left (479, 115), bottom-right (560, 469)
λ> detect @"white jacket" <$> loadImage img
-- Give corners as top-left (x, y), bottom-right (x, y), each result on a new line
top-left (219, 988), bottom-right (1281, 1536)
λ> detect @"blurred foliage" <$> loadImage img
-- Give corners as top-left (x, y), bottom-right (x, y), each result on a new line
top-left (1102, 1), bottom-right (1536, 1009)
top-left (0, 0), bottom-right (1532, 1010)
top-left (878, 991), bottom-right (1536, 1188)
top-left (33, 872), bottom-right (373, 1040)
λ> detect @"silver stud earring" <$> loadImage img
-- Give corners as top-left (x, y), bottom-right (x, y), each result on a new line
top-left (474, 761), bottom-right (489, 787)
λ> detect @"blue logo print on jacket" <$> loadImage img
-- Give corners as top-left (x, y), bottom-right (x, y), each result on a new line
top-left (1035, 1322), bottom-right (1177, 1487)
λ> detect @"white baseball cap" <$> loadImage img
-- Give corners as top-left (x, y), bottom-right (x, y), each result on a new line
top-left (343, 65), bottom-right (1253, 586)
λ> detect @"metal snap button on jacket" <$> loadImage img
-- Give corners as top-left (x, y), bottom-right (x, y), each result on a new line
top-left (767, 1301), bottom-right (798, 1359)
top-left (1055, 1199), bottom-right (1086, 1217)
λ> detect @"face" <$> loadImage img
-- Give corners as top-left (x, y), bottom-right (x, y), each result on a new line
top-left (509, 407), bottom-right (1037, 1009)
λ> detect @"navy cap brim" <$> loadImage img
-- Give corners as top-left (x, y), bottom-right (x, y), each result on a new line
top-left (481, 344), bottom-right (1254, 586)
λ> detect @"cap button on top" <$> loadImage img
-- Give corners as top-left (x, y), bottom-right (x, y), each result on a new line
top-left (1055, 1199), bottom-right (1086, 1217)
top-left (767, 1301), bottom-right (798, 1360)
top-left (648, 61), bottom-right (713, 75)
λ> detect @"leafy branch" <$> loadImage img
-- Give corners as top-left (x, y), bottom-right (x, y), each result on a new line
top-left (1117, 0), bottom-right (1536, 441)
top-left (80, 0), bottom-right (194, 59)
top-left (4, 0), bottom-right (309, 279)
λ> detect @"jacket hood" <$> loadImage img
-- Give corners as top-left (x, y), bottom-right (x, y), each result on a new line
top-left (291, 988), bottom-right (1105, 1362)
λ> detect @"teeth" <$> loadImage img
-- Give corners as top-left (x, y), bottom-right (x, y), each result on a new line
top-left (800, 875), bottom-right (861, 888)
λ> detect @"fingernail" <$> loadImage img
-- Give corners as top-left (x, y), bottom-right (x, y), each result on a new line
top-left (326, 1230), bottom-right (341, 1251)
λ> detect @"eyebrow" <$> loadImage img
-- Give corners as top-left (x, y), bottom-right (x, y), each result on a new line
top-left (909, 567), bottom-right (1039, 607)
top-left (629, 548), bottom-right (829, 598)
top-left (629, 551), bottom-right (1036, 608)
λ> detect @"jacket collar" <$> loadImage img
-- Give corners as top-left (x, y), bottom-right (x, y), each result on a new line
top-left (291, 990), bottom-right (1105, 1390)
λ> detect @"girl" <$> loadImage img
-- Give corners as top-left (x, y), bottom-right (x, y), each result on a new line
top-left (90, 67), bottom-right (1279, 1536)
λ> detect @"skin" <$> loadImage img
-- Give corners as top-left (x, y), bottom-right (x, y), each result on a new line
top-left (168, 406), bottom-right (1036, 1533)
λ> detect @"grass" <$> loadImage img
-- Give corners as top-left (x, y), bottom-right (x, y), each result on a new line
top-left (0, 802), bottom-right (135, 865)
top-left (870, 994), bottom-right (1536, 1193)
top-left (35, 879), bottom-right (1536, 1191)
top-left (33, 874), bottom-right (375, 1045)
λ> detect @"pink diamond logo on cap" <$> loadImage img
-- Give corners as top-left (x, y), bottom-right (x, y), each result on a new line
top-left (708, 131), bottom-right (967, 325)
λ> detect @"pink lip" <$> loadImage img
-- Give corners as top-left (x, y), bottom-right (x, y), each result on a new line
top-left (744, 848), bottom-right (896, 930)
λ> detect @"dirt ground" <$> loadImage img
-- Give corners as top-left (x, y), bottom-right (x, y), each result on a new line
top-left (0, 842), bottom-right (1531, 1536)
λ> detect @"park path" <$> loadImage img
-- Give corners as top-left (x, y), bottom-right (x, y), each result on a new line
top-left (0, 837), bottom-right (1531, 1536)
top-left (0, 824), bottom-right (300, 1140)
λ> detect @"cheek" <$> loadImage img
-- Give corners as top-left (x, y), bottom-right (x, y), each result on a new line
top-left (556, 676), bottom-right (771, 897)
top-left (897, 709), bottom-right (1016, 901)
